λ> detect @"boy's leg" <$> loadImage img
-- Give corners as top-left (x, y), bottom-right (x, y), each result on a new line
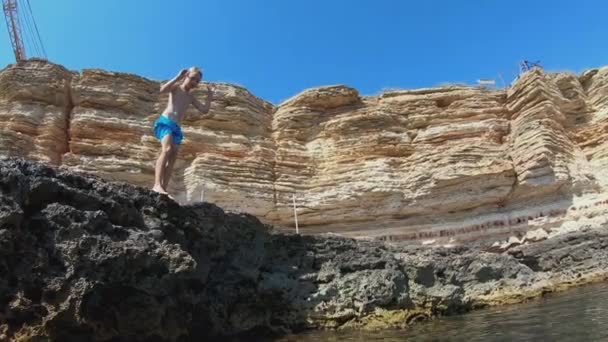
top-left (153, 134), bottom-right (173, 194)
top-left (162, 142), bottom-right (180, 191)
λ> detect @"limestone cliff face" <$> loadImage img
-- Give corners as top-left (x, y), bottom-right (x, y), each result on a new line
top-left (1, 59), bottom-right (608, 243)
top-left (0, 60), bottom-right (72, 165)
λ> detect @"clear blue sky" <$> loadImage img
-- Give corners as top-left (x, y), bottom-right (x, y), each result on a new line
top-left (1, 0), bottom-right (607, 103)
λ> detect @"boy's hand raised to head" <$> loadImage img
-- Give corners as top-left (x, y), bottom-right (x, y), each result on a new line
top-left (178, 69), bottom-right (188, 79)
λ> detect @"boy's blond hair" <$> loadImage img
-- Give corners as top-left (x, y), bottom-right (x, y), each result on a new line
top-left (188, 66), bottom-right (202, 78)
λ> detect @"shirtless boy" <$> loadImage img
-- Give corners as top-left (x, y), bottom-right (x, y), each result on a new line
top-left (152, 66), bottom-right (214, 196)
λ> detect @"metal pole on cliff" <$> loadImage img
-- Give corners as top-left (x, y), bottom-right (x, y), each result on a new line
top-left (497, 72), bottom-right (507, 90)
top-left (292, 194), bottom-right (299, 234)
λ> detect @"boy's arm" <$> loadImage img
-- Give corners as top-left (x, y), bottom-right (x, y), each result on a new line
top-left (192, 85), bottom-right (214, 116)
top-left (160, 69), bottom-right (187, 93)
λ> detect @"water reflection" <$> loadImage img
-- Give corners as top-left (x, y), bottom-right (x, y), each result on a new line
top-left (276, 282), bottom-right (608, 341)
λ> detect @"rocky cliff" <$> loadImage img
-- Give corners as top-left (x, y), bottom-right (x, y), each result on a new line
top-left (1, 158), bottom-right (607, 341)
top-left (2, 59), bottom-right (608, 245)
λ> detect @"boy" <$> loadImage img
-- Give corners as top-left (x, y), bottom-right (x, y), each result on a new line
top-left (152, 66), bottom-right (214, 197)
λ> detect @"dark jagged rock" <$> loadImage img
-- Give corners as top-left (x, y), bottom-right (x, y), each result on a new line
top-left (1, 158), bottom-right (608, 341)
top-left (0, 158), bottom-right (274, 341)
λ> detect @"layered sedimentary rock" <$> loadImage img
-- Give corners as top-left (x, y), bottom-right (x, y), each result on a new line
top-left (0, 60), bottom-right (72, 165)
top-left (2, 159), bottom-right (608, 341)
top-left (571, 67), bottom-right (608, 186)
top-left (1, 59), bottom-right (608, 243)
top-left (63, 68), bottom-right (160, 185)
top-left (272, 85), bottom-right (514, 236)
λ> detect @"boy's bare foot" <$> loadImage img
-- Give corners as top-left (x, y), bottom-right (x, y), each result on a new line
top-left (152, 185), bottom-right (168, 195)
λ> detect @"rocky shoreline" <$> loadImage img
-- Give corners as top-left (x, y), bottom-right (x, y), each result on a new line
top-left (1, 158), bottom-right (607, 341)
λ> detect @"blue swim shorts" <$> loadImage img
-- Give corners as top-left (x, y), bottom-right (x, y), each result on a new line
top-left (153, 115), bottom-right (183, 145)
